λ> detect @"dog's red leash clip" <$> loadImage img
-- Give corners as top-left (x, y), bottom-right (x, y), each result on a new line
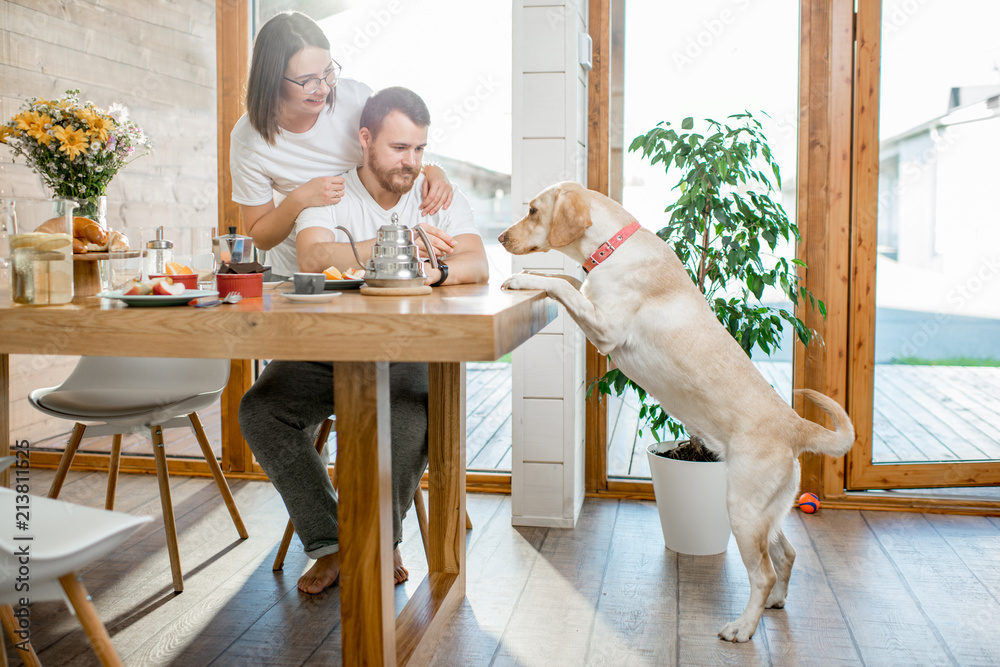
top-left (583, 221), bottom-right (642, 272)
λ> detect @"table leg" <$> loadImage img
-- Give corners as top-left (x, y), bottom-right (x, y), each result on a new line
top-left (334, 361), bottom-right (395, 666)
top-left (395, 362), bottom-right (467, 665)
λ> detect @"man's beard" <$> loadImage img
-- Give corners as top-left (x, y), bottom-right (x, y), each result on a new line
top-left (369, 150), bottom-right (418, 195)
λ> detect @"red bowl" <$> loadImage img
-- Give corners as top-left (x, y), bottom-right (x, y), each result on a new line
top-left (216, 272), bottom-right (262, 298)
top-left (150, 273), bottom-right (198, 289)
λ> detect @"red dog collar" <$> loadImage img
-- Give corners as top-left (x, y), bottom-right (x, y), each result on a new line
top-left (582, 221), bottom-right (641, 272)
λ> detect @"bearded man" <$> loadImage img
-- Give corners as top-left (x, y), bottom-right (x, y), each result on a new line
top-left (239, 86), bottom-right (488, 595)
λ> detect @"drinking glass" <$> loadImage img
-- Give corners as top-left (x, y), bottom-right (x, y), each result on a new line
top-left (173, 225), bottom-right (215, 290)
top-left (109, 227), bottom-right (144, 291)
top-left (4, 198), bottom-right (76, 305)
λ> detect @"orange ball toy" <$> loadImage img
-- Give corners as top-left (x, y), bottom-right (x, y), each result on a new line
top-left (798, 492), bottom-right (819, 514)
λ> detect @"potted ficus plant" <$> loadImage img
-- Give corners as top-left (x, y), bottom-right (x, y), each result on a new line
top-left (593, 113), bottom-right (824, 554)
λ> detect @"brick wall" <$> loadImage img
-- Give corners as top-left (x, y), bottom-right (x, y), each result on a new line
top-left (1, 0), bottom-right (219, 445)
top-left (1, 0), bottom-right (218, 227)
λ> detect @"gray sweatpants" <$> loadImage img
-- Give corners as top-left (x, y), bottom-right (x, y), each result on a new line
top-left (239, 360), bottom-right (429, 559)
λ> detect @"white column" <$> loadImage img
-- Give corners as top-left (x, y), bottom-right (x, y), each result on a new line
top-left (510, 0), bottom-right (590, 528)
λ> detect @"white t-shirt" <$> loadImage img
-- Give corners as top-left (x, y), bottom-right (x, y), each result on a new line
top-left (229, 78), bottom-right (373, 273)
top-left (285, 168), bottom-right (480, 277)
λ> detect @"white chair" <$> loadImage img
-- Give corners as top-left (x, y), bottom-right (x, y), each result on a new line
top-left (28, 357), bottom-right (248, 593)
top-left (0, 458), bottom-right (153, 667)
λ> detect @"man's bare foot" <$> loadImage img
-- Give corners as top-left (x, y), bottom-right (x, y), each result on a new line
top-left (393, 548), bottom-right (409, 585)
top-left (298, 552), bottom-right (340, 594)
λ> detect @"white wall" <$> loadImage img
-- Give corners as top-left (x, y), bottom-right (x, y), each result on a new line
top-left (510, 0), bottom-right (590, 528)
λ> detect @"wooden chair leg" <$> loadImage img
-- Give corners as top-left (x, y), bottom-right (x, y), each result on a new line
top-left (150, 425), bottom-right (184, 593)
top-left (57, 573), bottom-right (123, 667)
top-left (188, 413), bottom-right (248, 539)
top-left (0, 605), bottom-right (40, 667)
top-left (105, 434), bottom-right (123, 511)
top-left (47, 423), bottom-right (86, 499)
top-left (272, 418), bottom-right (334, 571)
top-left (413, 486), bottom-right (430, 558)
top-left (410, 485), bottom-right (470, 556)
top-left (272, 521), bottom-right (297, 571)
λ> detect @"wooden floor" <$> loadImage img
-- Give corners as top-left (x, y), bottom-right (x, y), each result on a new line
top-left (31, 362), bottom-right (1000, 480)
top-left (15, 468), bottom-right (1000, 666)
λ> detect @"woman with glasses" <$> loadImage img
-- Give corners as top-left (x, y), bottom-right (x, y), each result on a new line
top-left (230, 10), bottom-right (453, 279)
top-left (231, 11), bottom-right (450, 595)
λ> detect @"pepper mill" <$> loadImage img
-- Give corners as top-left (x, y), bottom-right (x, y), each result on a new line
top-left (146, 226), bottom-right (173, 276)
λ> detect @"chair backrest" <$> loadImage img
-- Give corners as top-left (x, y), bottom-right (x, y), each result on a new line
top-left (54, 357), bottom-right (230, 397)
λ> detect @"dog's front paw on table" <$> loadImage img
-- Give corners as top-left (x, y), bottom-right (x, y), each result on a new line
top-left (502, 273), bottom-right (547, 291)
top-left (718, 619), bottom-right (757, 643)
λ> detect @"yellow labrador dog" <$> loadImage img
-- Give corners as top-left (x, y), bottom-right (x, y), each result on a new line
top-left (499, 182), bottom-right (854, 643)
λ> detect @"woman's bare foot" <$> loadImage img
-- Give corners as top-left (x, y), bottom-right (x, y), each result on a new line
top-left (298, 552), bottom-right (340, 594)
top-left (393, 548), bottom-right (409, 584)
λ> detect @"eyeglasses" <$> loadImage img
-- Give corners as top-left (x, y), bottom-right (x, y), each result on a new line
top-left (283, 60), bottom-right (341, 95)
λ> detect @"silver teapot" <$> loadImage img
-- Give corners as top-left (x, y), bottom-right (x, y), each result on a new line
top-left (213, 226), bottom-right (255, 265)
top-left (337, 214), bottom-right (439, 288)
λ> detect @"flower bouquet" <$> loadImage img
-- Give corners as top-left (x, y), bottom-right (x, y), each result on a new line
top-left (1, 89), bottom-right (153, 220)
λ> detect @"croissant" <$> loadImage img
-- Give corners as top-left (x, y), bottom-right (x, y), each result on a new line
top-left (37, 215), bottom-right (117, 253)
top-left (74, 217), bottom-right (108, 245)
top-left (106, 230), bottom-right (130, 252)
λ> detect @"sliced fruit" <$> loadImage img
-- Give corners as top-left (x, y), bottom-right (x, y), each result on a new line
top-left (123, 280), bottom-right (153, 296)
top-left (323, 265), bottom-right (343, 280)
top-left (152, 278), bottom-right (185, 295)
top-left (165, 261), bottom-right (194, 275)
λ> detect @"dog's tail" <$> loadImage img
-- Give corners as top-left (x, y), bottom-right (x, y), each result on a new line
top-left (794, 389), bottom-right (855, 456)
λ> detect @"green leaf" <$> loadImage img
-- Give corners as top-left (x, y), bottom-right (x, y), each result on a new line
top-left (681, 117), bottom-right (694, 130)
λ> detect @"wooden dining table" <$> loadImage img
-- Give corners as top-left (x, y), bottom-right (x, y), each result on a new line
top-left (0, 283), bottom-right (555, 666)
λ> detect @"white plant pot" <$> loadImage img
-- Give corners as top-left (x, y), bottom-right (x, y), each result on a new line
top-left (647, 442), bottom-right (731, 555)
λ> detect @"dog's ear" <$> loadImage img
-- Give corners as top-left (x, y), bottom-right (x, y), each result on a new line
top-left (548, 187), bottom-right (592, 248)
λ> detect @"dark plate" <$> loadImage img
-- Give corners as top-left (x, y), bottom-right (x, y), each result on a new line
top-left (325, 279), bottom-right (364, 290)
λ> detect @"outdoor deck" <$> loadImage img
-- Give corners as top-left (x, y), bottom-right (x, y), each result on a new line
top-left (34, 362), bottom-right (1000, 479)
top-left (606, 361), bottom-right (1000, 477)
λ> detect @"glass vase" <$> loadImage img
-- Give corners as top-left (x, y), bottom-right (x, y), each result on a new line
top-left (75, 195), bottom-right (110, 292)
top-left (77, 195), bottom-right (108, 230)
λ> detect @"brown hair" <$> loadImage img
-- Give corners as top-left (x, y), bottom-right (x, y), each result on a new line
top-left (360, 87), bottom-right (431, 138)
top-left (246, 11), bottom-right (334, 145)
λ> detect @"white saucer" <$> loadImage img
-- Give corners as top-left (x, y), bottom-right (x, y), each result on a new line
top-left (263, 280), bottom-right (285, 290)
top-left (279, 291), bottom-right (341, 303)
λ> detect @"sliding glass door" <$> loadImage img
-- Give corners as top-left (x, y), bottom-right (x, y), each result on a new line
top-left (848, 0), bottom-right (1000, 490)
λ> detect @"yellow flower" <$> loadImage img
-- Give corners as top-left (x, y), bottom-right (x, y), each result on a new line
top-left (29, 114), bottom-right (54, 145)
top-left (52, 124), bottom-right (88, 160)
top-left (14, 112), bottom-right (54, 145)
top-left (0, 125), bottom-right (11, 144)
top-left (82, 110), bottom-right (112, 143)
top-left (15, 110), bottom-right (40, 132)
